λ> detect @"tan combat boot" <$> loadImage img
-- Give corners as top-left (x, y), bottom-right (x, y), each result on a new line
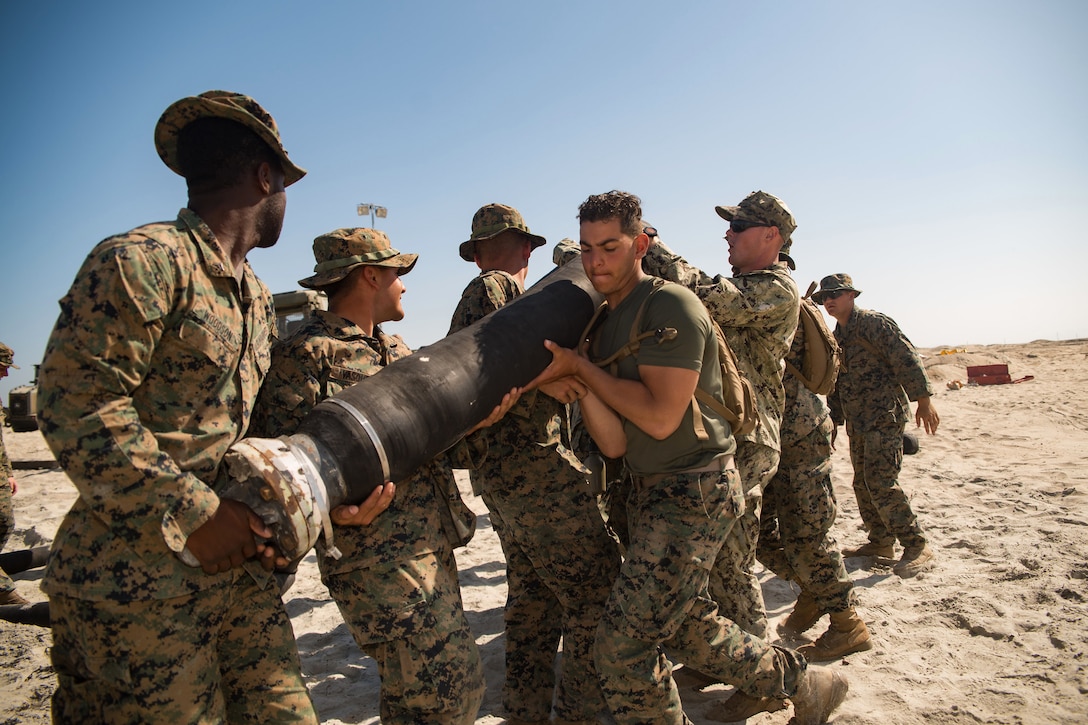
top-left (894, 544), bottom-right (935, 578)
top-left (797, 609), bottom-right (873, 661)
top-left (841, 541), bottom-right (895, 559)
top-left (790, 665), bottom-right (849, 725)
top-left (777, 590), bottom-right (824, 637)
top-left (705, 689), bottom-right (787, 722)
top-left (0, 589), bottom-right (31, 606)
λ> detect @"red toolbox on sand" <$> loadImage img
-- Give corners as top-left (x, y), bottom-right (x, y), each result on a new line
top-left (967, 364), bottom-right (1013, 385)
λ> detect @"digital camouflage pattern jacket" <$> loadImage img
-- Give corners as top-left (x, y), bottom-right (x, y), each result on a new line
top-left (828, 306), bottom-right (933, 432)
top-left (37, 209), bottom-right (275, 602)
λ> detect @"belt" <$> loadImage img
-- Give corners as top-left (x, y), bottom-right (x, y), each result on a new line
top-left (633, 454), bottom-right (735, 488)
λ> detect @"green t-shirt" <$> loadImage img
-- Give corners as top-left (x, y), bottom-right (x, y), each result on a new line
top-left (588, 277), bottom-right (735, 475)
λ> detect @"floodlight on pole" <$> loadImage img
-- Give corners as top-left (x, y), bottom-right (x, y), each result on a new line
top-left (356, 203), bottom-right (388, 227)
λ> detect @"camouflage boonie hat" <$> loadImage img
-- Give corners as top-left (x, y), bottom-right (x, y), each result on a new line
top-left (811, 273), bottom-right (862, 304)
top-left (715, 190), bottom-right (797, 242)
top-left (459, 203), bottom-right (546, 262)
top-left (154, 90), bottom-right (307, 186)
top-left (0, 342), bottom-right (17, 369)
top-left (298, 228), bottom-right (419, 290)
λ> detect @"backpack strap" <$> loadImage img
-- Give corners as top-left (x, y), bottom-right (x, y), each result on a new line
top-left (583, 277), bottom-right (745, 440)
top-left (588, 277), bottom-right (677, 374)
top-left (782, 281), bottom-right (819, 386)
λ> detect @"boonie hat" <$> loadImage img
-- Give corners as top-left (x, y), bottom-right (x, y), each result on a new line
top-left (811, 273), bottom-right (862, 304)
top-left (154, 90), bottom-right (307, 186)
top-left (715, 190), bottom-right (797, 242)
top-left (459, 203), bottom-right (546, 262)
top-left (298, 228), bottom-right (418, 290)
top-left (0, 342), bottom-right (17, 369)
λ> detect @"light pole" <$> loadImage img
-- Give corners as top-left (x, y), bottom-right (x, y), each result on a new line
top-left (356, 203), bottom-right (388, 228)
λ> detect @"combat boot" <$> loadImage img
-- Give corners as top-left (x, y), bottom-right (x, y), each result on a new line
top-left (790, 665), bottom-right (849, 725)
top-left (777, 590), bottom-right (824, 637)
top-left (797, 609), bottom-right (873, 661)
top-left (705, 689), bottom-right (787, 722)
top-left (894, 544), bottom-right (935, 578)
top-left (0, 589), bottom-right (30, 606)
top-left (841, 541), bottom-right (895, 559)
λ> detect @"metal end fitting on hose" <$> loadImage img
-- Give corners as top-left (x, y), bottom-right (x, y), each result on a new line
top-left (217, 436), bottom-right (340, 561)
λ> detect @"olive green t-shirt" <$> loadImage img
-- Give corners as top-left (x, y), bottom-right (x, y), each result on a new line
top-left (588, 277), bottom-right (735, 475)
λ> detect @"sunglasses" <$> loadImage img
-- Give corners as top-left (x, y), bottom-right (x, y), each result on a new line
top-left (728, 219), bottom-right (769, 234)
top-left (821, 290), bottom-right (850, 301)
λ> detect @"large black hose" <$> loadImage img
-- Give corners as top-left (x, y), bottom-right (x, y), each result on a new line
top-left (216, 257), bottom-right (601, 560)
top-left (296, 258), bottom-right (601, 504)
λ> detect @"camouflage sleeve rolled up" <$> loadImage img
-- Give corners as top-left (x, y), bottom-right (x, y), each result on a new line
top-left (832, 307), bottom-right (933, 431)
top-left (37, 210), bottom-right (275, 600)
top-left (643, 238), bottom-right (799, 450)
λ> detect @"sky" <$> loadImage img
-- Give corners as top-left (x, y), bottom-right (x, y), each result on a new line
top-left (2, 0), bottom-right (1086, 401)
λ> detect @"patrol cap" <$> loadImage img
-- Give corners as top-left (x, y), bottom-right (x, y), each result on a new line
top-left (715, 190), bottom-right (797, 242)
top-left (298, 228), bottom-right (418, 290)
top-left (811, 273), bottom-right (862, 304)
top-left (0, 342), bottom-right (17, 369)
top-left (459, 203), bottom-right (546, 262)
top-left (154, 90), bottom-right (307, 186)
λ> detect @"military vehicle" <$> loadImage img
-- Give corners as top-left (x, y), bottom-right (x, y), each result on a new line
top-left (7, 365), bottom-right (40, 432)
top-left (273, 289), bottom-right (326, 337)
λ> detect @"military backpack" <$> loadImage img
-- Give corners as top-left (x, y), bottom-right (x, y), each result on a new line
top-left (784, 281), bottom-right (842, 396)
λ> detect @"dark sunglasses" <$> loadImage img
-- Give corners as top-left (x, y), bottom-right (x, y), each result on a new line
top-left (821, 290), bottom-right (849, 301)
top-left (728, 219), bottom-right (769, 234)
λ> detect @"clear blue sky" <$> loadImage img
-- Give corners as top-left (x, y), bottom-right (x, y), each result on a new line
top-left (2, 1), bottom-right (1086, 401)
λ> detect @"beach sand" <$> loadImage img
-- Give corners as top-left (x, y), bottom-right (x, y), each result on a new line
top-left (3, 339), bottom-right (1087, 724)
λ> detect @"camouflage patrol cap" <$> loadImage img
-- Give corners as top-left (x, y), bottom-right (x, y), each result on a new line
top-left (154, 90), bottom-right (307, 186)
top-left (715, 190), bottom-right (797, 242)
top-left (0, 342), bottom-right (17, 369)
top-left (811, 273), bottom-right (862, 304)
top-left (459, 203), bottom-right (546, 262)
top-left (298, 228), bottom-right (419, 290)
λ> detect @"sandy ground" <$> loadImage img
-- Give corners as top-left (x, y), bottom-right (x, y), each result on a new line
top-left (2, 339), bottom-right (1087, 724)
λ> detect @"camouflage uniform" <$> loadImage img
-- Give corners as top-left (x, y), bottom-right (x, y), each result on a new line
top-left (251, 227), bottom-right (485, 724)
top-left (585, 276), bottom-right (806, 724)
top-left (642, 233), bottom-right (799, 637)
top-left (828, 306), bottom-right (933, 551)
top-left (37, 208), bottom-right (316, 724)
top-left (449, 266), bottom-right (620, 723)
top-left (759, 323), bottom-right (853, 614)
